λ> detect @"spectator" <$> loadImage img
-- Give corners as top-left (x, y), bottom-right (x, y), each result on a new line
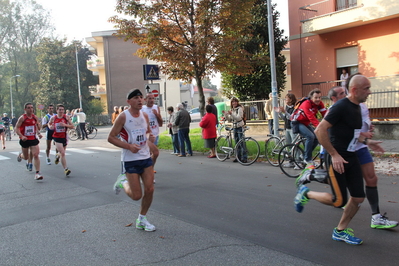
top-left (174, 103), bottom-right (192, 157)
top-left (265, 93), bottom-right (274, 135)
top-left (200, 105), bottom-right (217, 158)
top-left (75, 108), bottom-right (88, 140)
top-left (207, 97), bottom-right (218, 126)
top-left (111, 106), bottom-right (119, 125)
top-left (167, 106), bottom-right (179, 155)
top-left (279, 93), bottom-right (297, 145)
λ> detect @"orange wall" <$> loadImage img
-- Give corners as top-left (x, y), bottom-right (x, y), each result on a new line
top-left (289, 16), bottom-right (399, 97)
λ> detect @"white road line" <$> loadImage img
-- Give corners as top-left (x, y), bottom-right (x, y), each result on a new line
top-left (10, 151), bottom-right (43, 157)
top-left (87, 147), bottom-right (120, 152)
top-left (40, 150), bottom-right (71, 156)
top-left (65, 148), bottom-right (98, 154)
top-left (0, 155), bottom-right (10, 160)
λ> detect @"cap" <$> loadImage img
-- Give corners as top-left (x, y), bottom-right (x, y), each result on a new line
top-left (127, 89), bottom-right (143, 99)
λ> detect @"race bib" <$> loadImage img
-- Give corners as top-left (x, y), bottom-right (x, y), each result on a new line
top-left (347, 129), bottom-right (361, 152)
top-left (55, 122), bottom-right (66, 133)
top-left (24, 125), bottom-right (35, 136)
top-left (132, 128), bottom-right (147, 146)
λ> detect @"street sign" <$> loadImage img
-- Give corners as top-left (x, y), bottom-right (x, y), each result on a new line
top-left (143, 64), bottom-right (160, 80)
top-left (145, 84), bottom-right (160, 94)
top-left (151, 89), bottom-right (159, 97)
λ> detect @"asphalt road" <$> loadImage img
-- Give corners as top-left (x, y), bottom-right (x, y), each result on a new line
top-left (1, 126), bottom-right (398, 266)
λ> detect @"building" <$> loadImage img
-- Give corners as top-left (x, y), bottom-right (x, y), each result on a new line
top-left (288, 0), bottom-right (399, 118)
top-left (85, 30), bottom-right (181, 116)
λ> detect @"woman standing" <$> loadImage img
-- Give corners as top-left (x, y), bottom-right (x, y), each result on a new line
top-left (223, 97), bottom-right (246, 163)
top-left (279, 93), bottom-right (297, 144)
top-left (200, 105), bottom-right (217, 158)
top-left (167, 106), bottom-right (179, 155)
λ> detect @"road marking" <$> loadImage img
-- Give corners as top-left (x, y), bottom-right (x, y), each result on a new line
top-left (40, 150), bottom-right (71, 156)
top-left (66, 148), bottom-right (98, 154)
top-left (0, 155), bottom-right (10, 160)
top-left (87, 147), bottom-right (120, 152)
top-left (9, 151), bottom-right (43, 157)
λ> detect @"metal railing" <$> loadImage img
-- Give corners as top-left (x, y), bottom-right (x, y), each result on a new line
top-left (299, 0), bottom-right (359, 22)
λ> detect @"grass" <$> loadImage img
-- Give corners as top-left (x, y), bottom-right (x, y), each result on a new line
top-left (158, 128), bottom-right (267, 156)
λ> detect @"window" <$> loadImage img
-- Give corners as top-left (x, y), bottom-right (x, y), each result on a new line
top-left (336, 0), bottom-right (357, 11)
top-left (336, 46), bottom-right (358, 85)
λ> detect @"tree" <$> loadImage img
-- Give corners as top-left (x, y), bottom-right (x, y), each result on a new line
top-left (110, 0), bottom-right (256, 116)
top-left (0, 0), bottom-right (54, 115)
top-left (221, 1), bottom-right (287, 101)
top-left (35, 39), bottom-right (99, 111)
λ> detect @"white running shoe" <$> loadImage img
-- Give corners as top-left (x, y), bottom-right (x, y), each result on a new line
top-left (35, 173), bottom-right (43, 180)
top-left (47, 158), bottom-right (51, 165)
top-left (113, 174), bottom-right (127, 195)
top-left (136, 217), bottom-right (156, 232)
top-left (371, 213), bottom-right (398, 229)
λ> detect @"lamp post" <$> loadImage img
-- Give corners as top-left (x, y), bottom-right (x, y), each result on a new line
top-left (74, 41), bottom-right (83, 109)
top-left (9, 75), bottom-right (20, 118)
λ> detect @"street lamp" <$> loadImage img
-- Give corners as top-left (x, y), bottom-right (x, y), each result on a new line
top-left (9, 75), bottom-right (21, 118)
top-left (74, 41), bottom-right (83, 110)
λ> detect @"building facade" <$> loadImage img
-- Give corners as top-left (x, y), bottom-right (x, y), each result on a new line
top-left (288, 0), bottom-right (399, 118)
top-left (85, 30), bottom-right (181, 116)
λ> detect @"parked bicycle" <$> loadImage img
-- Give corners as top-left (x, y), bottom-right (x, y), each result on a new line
top-left (278, 134), bottom-right (322, 178)
top-left (264, 128), bottom-right (286, 166)
top-left (215, 125), bottom-right (260, 166)
top-left (68, 122), bottom-right (97, 141)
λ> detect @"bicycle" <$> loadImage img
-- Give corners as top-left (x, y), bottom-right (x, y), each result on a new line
top-left (68, 122), bottom-right (97, 141)
top-left (215, 125), bottom-right (260, 166)
top-left (264, 128), bottom-right (286, 166)
top-left (278, 134), bottom-right (322, 178)
top-left (4, 125), bottom-right (12, 141)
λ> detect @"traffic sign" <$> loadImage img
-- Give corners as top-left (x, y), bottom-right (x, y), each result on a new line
top-left (151, 89), bottom-right (159, 97)
top-left (143, 64), bottom-right (160, 80)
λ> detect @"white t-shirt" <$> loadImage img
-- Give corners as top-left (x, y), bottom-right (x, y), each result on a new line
top-left (76, 112), bottom-right (86, 123)
top-left (141, 105), bottom-right (160, 136)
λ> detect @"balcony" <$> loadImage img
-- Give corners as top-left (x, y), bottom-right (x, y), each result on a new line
top-left (90, 84), bottom-right (106, 96)
top-left (300, 0), bottom-right (399, 34)
top-left (86, 56), bottom-right (105, 70)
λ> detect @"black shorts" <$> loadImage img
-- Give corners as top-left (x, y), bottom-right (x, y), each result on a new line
top-left (53, 137), bottom-right (67, 147)
top-left (19, 139), bottom-right (39, 148)
top-left (325, 153), bottom-right (365, 208)
top-left (47, 129), bottom-right (55, 140)
top-left (0, 129), bottom-right (4, 134)
top-left (124, 158), bottom-right (153, 174)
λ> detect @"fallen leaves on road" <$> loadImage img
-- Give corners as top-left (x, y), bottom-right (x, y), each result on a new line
top-left (125, 223), bottom-right (133, 227)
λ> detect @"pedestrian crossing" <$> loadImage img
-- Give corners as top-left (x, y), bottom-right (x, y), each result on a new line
top-left (0, 147), bottom-right (120, 161)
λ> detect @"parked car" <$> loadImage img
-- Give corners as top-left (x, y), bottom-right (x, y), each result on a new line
top-left (189, 107), bottom-right (201, 122)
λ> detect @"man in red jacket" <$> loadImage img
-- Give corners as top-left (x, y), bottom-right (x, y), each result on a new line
top-left (296, 89), bottom-right (327, 164)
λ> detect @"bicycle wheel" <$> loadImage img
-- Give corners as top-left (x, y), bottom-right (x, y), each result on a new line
top-left (265, 136), bottom-right (285, 167)
top-left (215, 135), bottom-right (232, 162)
top-left (297, 140), bottom-right (322, 169)
top-left (236, 137), bottom-right (260, 166)
top-left (278, 144), bottom-right (306, 178)
top-left (6, 130), bottom-right (11, 141)
top-left (87, 126), bottom-right (97, 139)
top-left (68, 129), bottom-right (79, 141)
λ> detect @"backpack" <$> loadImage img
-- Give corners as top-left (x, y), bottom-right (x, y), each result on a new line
top-left (242, 106), bottom-right (247, 125)
top-left (290, 97), bottom-right (309, 122)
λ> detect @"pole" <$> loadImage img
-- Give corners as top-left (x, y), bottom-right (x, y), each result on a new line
top-left (267, 0), bottom-right (279, 137)
top-left (74, 42), bottom-right (83, 109)
top-left (9, 75), bottom-right (20, 118)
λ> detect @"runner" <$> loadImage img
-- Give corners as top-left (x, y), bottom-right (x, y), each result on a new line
top-left (108, 89), bottom-right (156, 232)
top-left (15, 103), bottom-right (43, 180)
top-left (295, 75), bottom-right (385, 245)
top-left (41, 104), bottom-right (55, 165)
top-left (48, 104), bottom-right (74, 176)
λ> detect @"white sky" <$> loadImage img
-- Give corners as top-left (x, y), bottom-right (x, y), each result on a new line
top-left (35, 0), bottom-right (289, 43)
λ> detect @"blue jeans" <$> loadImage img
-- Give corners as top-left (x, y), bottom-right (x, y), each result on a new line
top-left (171, 133), bottom-right (180, 154)
top-left (178, 128), bottom-right (192, 156)
top-left (234, 127), bottom-right (247, 161)
top-left (285, 128), bottom-right (297, 145)
top-left (268, 119), bottom-right (274, 135)
top-left (298, 123), bottom-right (318, 162)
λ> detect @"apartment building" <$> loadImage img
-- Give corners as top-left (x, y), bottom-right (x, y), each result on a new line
top-left (288, 0), bottom-right (399, 118)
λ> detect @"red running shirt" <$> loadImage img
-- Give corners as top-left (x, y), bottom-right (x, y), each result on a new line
top-left (19, 114), bottom-right (38, 140)
top-left (52, 115), bottom-right (68, 139)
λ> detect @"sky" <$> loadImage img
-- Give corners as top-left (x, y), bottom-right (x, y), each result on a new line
top-left (35, 0), bottom-right (289, 43)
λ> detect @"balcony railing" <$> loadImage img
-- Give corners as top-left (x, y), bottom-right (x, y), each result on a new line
top-left (90, 84), bottom-right (106, 95)
top-left (301, 75), bottom-right (399, 120)
top-left (299, 0), bottom-right (359, 22)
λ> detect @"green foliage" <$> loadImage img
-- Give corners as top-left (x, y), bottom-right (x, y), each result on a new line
top-left (221, 1), bottom-right (288, 101)
top-left (111, 0), bottom-right (256, 117)
top-left (86, 98), bottom-right (105, 115)
top-left (35, 39), bottom-right (99, 111)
